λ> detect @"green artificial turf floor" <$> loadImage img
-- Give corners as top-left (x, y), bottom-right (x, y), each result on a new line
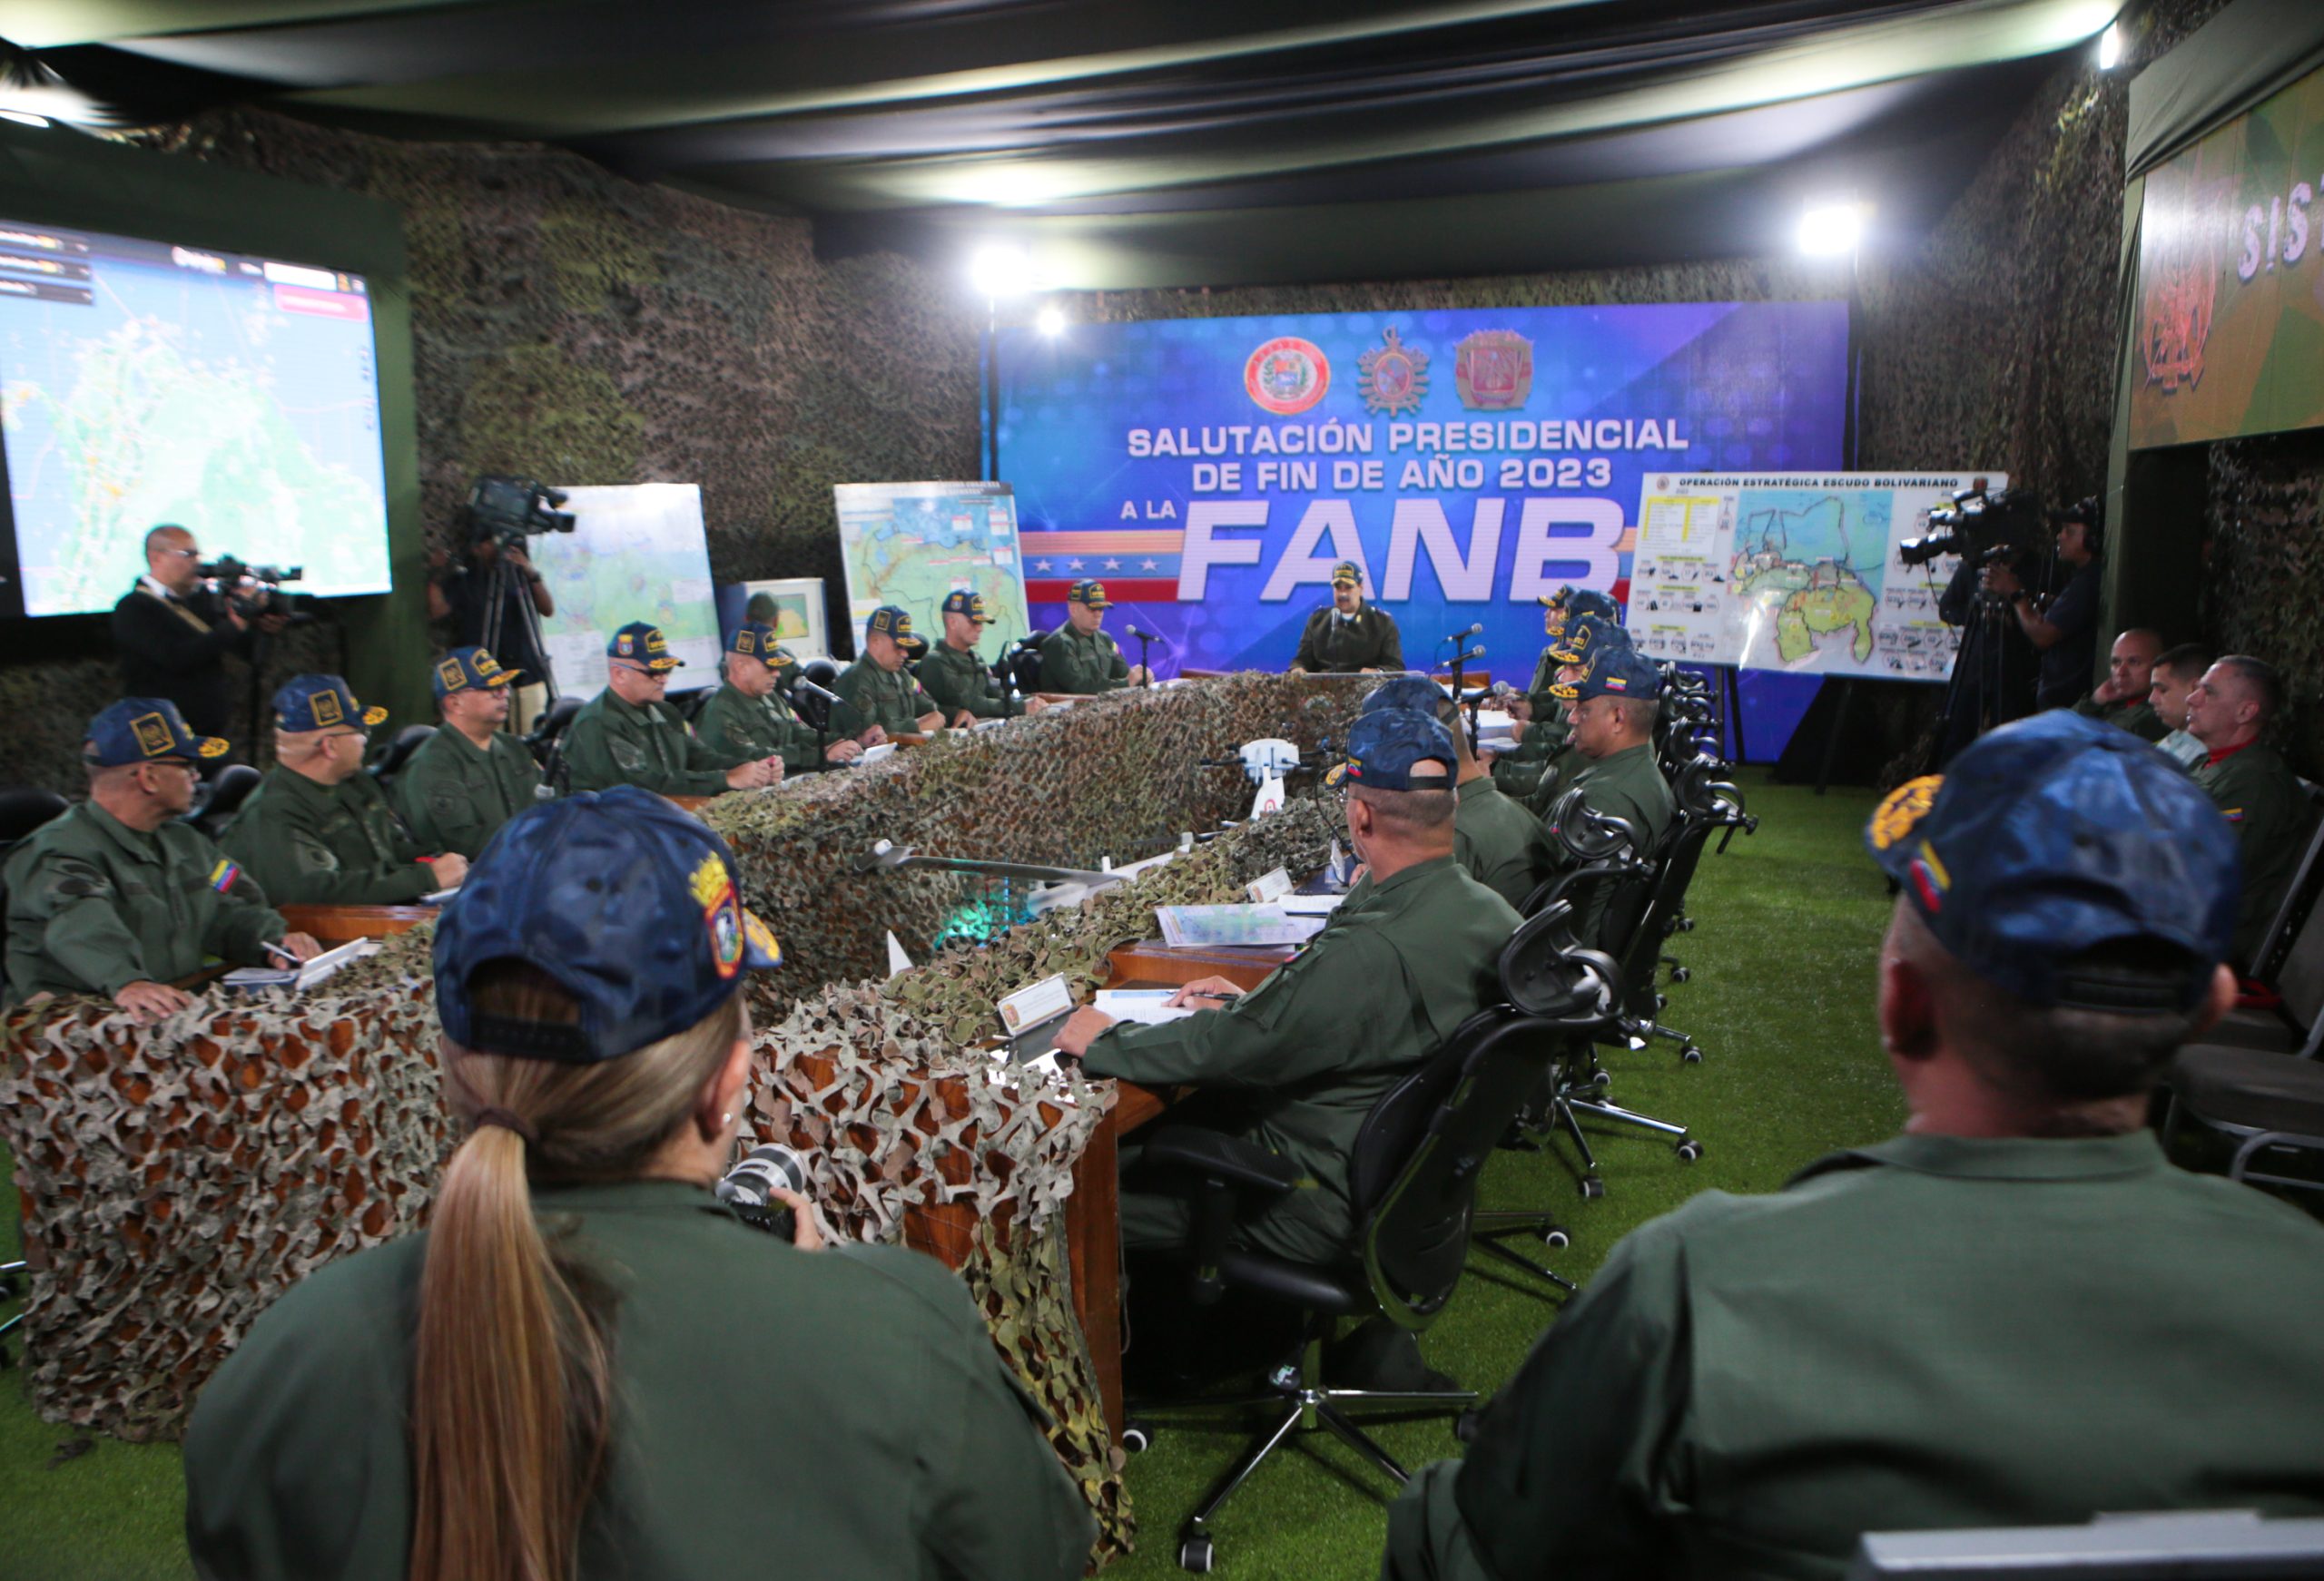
top-left (0, 771), bottom-right (1903, 1581)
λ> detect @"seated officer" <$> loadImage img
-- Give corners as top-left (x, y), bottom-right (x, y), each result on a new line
top-left (1386, 712), bottom-right (2324, 1581)
top-left (223, 676), bottom-right (470, 906)
top-left (699, 624), bottom-right (866, 771)
top-left (394, 647), bottom-right (546, 859)
top-left (185, 787), bottom-right (1096, 1581)
top-left (2071, 628), bottom-right (2167, 741)
top-left (1519, 614), bottom-right (1631, 818)
top-left (565, 622), bottom-right (779, 798)
top-left (1039, 580), bottom-right (1147, 693)
top-left (1053, 708), bottom-right (1520, 1267)
top-left (1537, 644), bottom-right (1675, 862)
top-left (1504, 587), bottom-right (1618, 745)
top-left (1290, 561), bottom-right (1403, 674)
top-left (918, 591), bottom-right (1049, 722)
top-left (5, 699), bottom-right (318, 1022)
top-left (2184, 653), bottom-right (2311, 969)
top-left (834, 605), bottom-right (946, 735)
top-left (1356, 676), bottom-right (1554, 913)
top-left (2144, 641), bottom-right (2211, 771)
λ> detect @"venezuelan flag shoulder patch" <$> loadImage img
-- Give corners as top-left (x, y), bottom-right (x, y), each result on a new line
top-left (2221, 808), bottom-right (2246, 823)
top-left (209, 859), bottom-right (240, 892)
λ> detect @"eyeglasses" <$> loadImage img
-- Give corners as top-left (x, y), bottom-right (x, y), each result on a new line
top-left (156, 546), bottom-right (200, 561)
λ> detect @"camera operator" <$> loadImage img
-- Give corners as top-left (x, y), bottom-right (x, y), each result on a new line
top-left (111, 525), bottom-right (287, 760)
top-left (428, 529), bottom-right (556, 734)
top-left (1978, 499), bottom-right (2102, 714)
top-left (185, 788), bottom-right (1096, 1581)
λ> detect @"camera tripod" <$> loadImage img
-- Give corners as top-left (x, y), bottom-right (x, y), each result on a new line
top-left (475, 542), bottom-right (559, 722)
top-left (1928, 556), bottom-right (2041, 771)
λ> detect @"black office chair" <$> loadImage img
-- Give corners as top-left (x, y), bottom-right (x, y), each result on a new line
top-left (365, 723), bottom-right (438, 790)
top-left (996, 633), bottom-right (1046, 697)
top-left (2162, 1036), bottom-right (2324, 1217)
top-left (523, 693), bottom-right (583, 770)
top-left (186, 762), bottom-right (261, 840)
top-left (1128, 938), bottom-right (1620, 1571)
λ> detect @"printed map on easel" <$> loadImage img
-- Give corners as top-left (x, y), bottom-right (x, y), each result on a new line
top-left (832, 481), bottom-right (1031, 657)
top-left (1625, 472), bottom-right (2004, 682)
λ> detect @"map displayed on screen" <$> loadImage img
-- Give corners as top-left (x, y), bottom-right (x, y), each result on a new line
top-left (0, 220), bottom-right (391, 617)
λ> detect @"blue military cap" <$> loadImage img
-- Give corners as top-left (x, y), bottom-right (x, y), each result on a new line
top-left (435, 786), bottom-right (782, 1064)
top-left (1866, 712), bottom-right (2239, 1013)
top-left (1549, 613), bottom-right (1631, 666)
top-left (728, 623), bottom-right (794, 669)
top-left (864, 604), bottom-right (929, 655)
top-left (608, 621), bottom-right (683, 672)
top-left (1330, 560), bottom-right (1364, 588)
top-left (1325, 706), bottom-right (1458, 791)
top-left (940, 590), bottom-right (990, 623)
top-left (275, 673), bottom-right (389, 732)
top-left (85, 697), bottom-right (228, 767)
top-left (1067, 579), bottom-right (1112, 609)
top-left (1360, 675), bottom-right (1447, 716)
top-left (1567, 590), bottom-right (1620, 624)
top-left (433, 645), bottom-right (517, 699)
top-left (1551, 645), bottom-right (1662, 704)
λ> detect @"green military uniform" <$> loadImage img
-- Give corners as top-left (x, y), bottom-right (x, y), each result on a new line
top-left (1520, 741), bottom-right (1585, 820)
top-left (1452, 776), bottom-right (1557, 910)
top-left (696, 682), bottom-right (827, 772)
top-left (392, 726), bottom-right (544, 860)
top-left (1037, 624), bottom-right (1130, 694)
top-left (1541, 741), bottom-right (1672, 854)
top-left (4, 801), bottom-right (288, 1002)
top-left (562, 687), bottom-right (733, 798)
top-left (2192, 740), bottom-right (2314, 967)
top-left (1492, 707), bottom-right (1571, 800)
top-left (2073, 692), bottom-right (2167, 742)
top-left (832, 657), bottom-right (940, 735)
top-left (1081, 856), bottom-right (1520, 1263)
top-left (1292, 604), bottom-right (1404, 673)
top-left (222, 767), bottom-right (437, 906)
top-left (1385, 1131), bottom-right (2324, 1581)
top-left (917, 641), bottom-right (1022, 719)
top-left (185, 1179), bottom-right (1097, 1581)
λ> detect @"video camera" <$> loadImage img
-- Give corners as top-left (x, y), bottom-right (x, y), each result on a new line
top-left (197, 555), bottom-right (307, 620)
top-left (467, 475), bottom-right (576, 549)
top-left (1896, 486), bottom-right (2051, 570)
top-left (714, 1143), bottom-right (811, 1242)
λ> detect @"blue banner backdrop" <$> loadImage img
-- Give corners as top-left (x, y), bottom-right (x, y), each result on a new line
top-left (993, 303), bottom-right (1849, 697)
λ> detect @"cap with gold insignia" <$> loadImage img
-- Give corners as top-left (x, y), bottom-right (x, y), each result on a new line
top-left (608, 621), bottom-right (683, 672)
top-left (940, 590), bottom-right (990, 624)
top-left (865, 604), bottom-right (929, 656)
top-left (728, 622), bottom-right (795, 669)
top-left (275, 673), bottom-right (389, 733)
top-left (84, 697), bottom-right (229, 767)
top-left (1549, 613), bottom-right (1630, 666)
top-left (1550, 645), bottom-right (1662, 704)
top-left (1067, 579), bottom-right (1112, 609)
top-left (1324, 706), bottom-right (1458, 791)
top-left (433, 645), bottom-right (517, 699)
top-left (1864, 712), bottom-right (2236, 1012)
top-left (1330, 560), bottom-right (1364, 589)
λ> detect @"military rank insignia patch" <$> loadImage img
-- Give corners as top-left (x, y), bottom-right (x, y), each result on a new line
top-left (132, 712), bottom-right (174, 758)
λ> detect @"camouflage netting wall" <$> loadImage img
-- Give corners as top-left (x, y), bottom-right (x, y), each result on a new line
top-left (2204, 428), bottom-right (2324, 772)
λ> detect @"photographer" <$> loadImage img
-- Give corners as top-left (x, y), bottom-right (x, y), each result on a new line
top-left (111, 525), bottom-right (286, 757)
top-left (428, 529), bottom-right (556, 734)
top-left (1979, 499), bottom-right (2102, 714)
top-left (184, 789), bottom-right (1096, 1581)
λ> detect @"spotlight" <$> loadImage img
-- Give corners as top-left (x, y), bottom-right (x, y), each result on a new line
top-left (969, 242), bottom-right (1033, 300)
top-left (1797, 202), bottom-right (1863, 258)
top-left (2097, 22), bottom-right (2122, 69)
top-left (1036, 304), bottom-right (1067, 338)
top-left (0, 110), bottom-right (50, 129)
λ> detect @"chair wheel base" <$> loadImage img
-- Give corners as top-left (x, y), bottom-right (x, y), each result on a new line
top-left (1541, 1225), bottom-right (1571, 1249)
top-left (1581, 1176), bottom-right (1607, 1200)
top-left (1669, 967), bottom-right (1691, 983)
top-left (1680, 1045), bottom-right (1703, 1064)
top-left (1676, 1139), bottom-right (1704, 1163)
top-left (1122, 1421), bottom-right (1155, 1454)
top-left (1180, 1535), bottom-right (1216, 1572)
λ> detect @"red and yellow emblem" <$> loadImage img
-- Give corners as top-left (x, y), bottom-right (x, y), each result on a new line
top-left (1356, 327), bottom-right (1428, 416)
top-left (1245, 337), bottom-right (1330, 416)
top-left (1454, 329), bottom-right (1533, 410)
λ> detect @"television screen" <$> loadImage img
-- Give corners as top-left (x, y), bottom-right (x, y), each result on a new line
top-left (0, 219), bottom-right (392, 618)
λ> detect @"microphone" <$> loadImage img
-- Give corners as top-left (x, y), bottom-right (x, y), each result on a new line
top-left (792, 677), bottom-right (842, 706)
top-left (1124, 624), bottom-right (1168, 644)
top-left (1443, 623), bottom-right (1483, 643)
top-left (1457, 645), bottom-right (1486, 664)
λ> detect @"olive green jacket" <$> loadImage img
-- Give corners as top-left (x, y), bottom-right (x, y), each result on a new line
top-left (222, 768), bottom-right (435, 907)
top-left (696, 682), bottom-right (825, 772)
top-left (2191, 740), bottom-right (2315, 967)
top-left (832, 658), bottom-right (940, 736)
top-left (392, 726), bottom-right (544, 859)
top-left (5, 801), bottom-right (286, 1001)
top-left (1292, 604), bottom-right (1404, 673)
top-left (1452, 776), bottom-right (1557, 911)
top-left (562, 687), bottom-right (731, 798)
top-left (1037, 624), bottom-right (1129, 694)
top-left (916, 642), bottom-right (1021, 719)
top-left (2072, 692), bottom-right (2167, 742)
top-left (1492, 708), bottom-right (1571, 800)
top-left (185, 1179), bottom-right (1097, 1581)
top-left (1541, 742), bottom-right (1672, 856)
top-left (1082, 856), bottom-right (1519, 1263)
top-left (1386, 1131), bottom-right (2324, 1581)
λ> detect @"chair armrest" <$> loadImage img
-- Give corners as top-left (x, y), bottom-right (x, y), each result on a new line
top-left (1142, 1125), bottom-right (1303, 1194)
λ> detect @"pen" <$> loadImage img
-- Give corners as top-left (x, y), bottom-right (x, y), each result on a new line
top-left (261, 940), bottom-right (300, 967)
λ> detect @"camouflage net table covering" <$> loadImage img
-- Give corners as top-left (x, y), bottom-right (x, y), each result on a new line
top-left (0, 674), bottom-right (1366, 1561)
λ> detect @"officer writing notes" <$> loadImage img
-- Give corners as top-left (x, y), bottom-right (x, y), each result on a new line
top-left (698, 624), bottom-right (866, 771)
top-left (918, 591), bottom-right (1048, 722)
top-left (564, 622), bottom-right (780, 797)
top-left (1039, 580), bottom-right (1147, 693)
top-left (111, 525), bottom-right (283, 753)
top-left (185, 786), bottom-right (1097, 1581)
top-left (834, 605), bottom-right (946, 735)
top-left (1291, 561), bottom-right (1404, 674)
top-left (1385, 713), bottom-right (2324, 1581)
top-left (223, 676), bottom-right (471, 906)
top-left (394, 647), bottom-right (546, 859)
top-left (5, 700), bottom-right (318, 1020)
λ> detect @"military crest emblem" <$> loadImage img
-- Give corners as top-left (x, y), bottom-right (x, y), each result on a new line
top-left (310, 690), bottom-right (344, 728)
top-left (1245, 336), bottom-right (1331, 416)
top-left (2140, 172), bottom-right (2224, 394)
top-left (131, 712), bottom-right (174, 758)
top-left (1454, 329), bottom-right (1533, 409)
top-left (1356, 327), bottom-right (1428, 416)
top-left (438, 659), bottom-right (466, 692)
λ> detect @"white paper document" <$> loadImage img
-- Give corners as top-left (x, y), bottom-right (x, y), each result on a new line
top-left (1278, 893), bottom-right (1348, 917)
top-left (1154, 905), bottom-right (1324, 949)
top-left (222, 937), bottom-right (380, 992)
top-left (1093, 989), bottom-right (1200, 1026)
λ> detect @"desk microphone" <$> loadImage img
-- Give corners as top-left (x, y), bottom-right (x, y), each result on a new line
top-left (1124, 624), bottom-right (1167, 644)
top-left (792, 677), bottom-right (843, 706)
top-left (1443, 623), bottom-right (1483, 643)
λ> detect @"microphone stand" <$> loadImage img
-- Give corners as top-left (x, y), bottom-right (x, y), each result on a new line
top-left (1134, 629), bottom-right (1153, 689)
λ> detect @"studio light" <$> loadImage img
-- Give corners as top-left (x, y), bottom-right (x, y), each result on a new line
top-left (1797, 202), bottom-right (1864, 258)
top-left (1036, 304), bottom-right (1067, 338)
top-left (969, 241), bottom-right (1034, 300)
top-left (0, 109), bottom-right (51, 129)
top-left (2097, 22), bottom-right (2122, 69)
